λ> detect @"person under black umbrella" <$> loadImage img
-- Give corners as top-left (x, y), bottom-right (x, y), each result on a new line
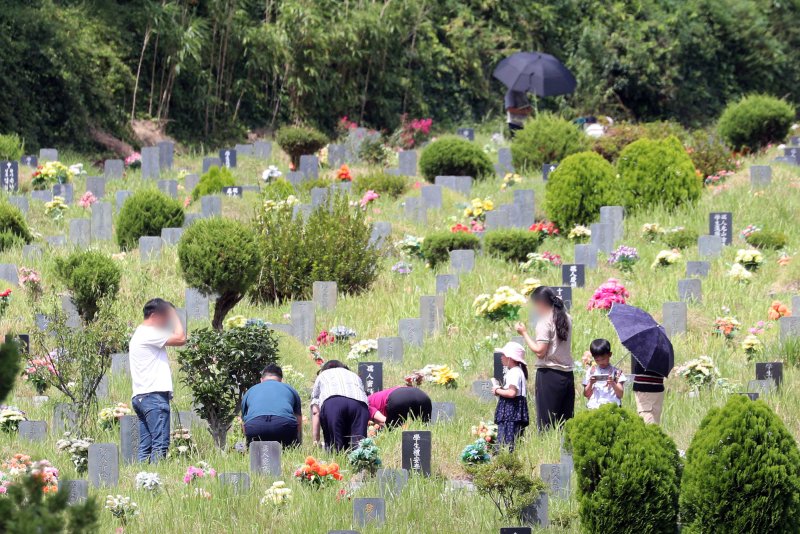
top-left (504, 90), bottom-right (532, 139)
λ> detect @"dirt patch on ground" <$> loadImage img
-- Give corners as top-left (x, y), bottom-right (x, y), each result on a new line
top-left (131, 119), bottom-right (176, 148)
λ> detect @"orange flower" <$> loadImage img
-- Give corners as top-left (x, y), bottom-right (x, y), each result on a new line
top-left (768, 301), bottom-right (791, 320)
top-left (305, 456), bottom-right (315, 466)
top-left (778, 255), bottom-right (792, 267)
top-left (329, 463), bottom-right (339, 473)
top-left (317, 466), bottom-right (328, 476)
top-left (333, 473), bottom-right (343, 481)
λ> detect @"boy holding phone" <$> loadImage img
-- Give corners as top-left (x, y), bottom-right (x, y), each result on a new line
top-left (582, 339), bottom-right (626, 409)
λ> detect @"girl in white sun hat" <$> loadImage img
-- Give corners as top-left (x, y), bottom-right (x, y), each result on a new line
top-left (492, 341), bottom-right (530, 450)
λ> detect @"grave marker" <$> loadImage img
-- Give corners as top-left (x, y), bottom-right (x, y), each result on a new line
top-left (421, 185), bottom-right (443, 209)
top-left (201, 195), bottom-right (222, 217)
top-left (86, 176), bottom-right (106, 198)
top-left (0, 263), bottom-right (19, 285)
top-left (68, 219), bottom-right (90, 247)
top-left (62, 480), bottom-right (89, 505)
top-left (574, 244), bottom-right (598, 269)
top-left (600, 206), bottom-right (624, 242)
top-left (709, 212), bottom-right (733, 245)
top-left (590, 222), bottom-right (614, 253)
top-left (398, 150), bottom-right (417, 176)
top-left (755, 362), bottom-right (783, 388)
top-left (104, 159), bottom-right (124, 179)
top-left (91, 202), bottom-right (113, 241)
top-left (404, 197), bottom-right (427, 224)
top-left (62, 295), bottom-right (81, 328)
top-left (520, 493), bottom-right (550, 527)
top-left (450, 249), bottom-right (475, 273)
top-left (202, 157), bottom-right (222, 174)
top-left (678, 279), bottom-right (702, 303)
top-left (31, 190), bottom-right (53, 203)
top-left (377, 337), bottom-right (404, 363)
top-left (312, 281), bottom-right (337, 311)
top-left (484, 207), bottom-right (510, 230)
top-left (378, 468), bottom-right (408, 498)
top-left (698, 235), bottom-right (723, 258)
top-left (328, 144), bottom-right (347, 168)
top-left (54, 403), bottom-right (78, 434)
top-left (748, 379), bottom-right (776, 396)
top-left (779, 316), bottom-right (800, 340)
top-left (471, 380), bottom-right (494, 402)
top-left (249, 441), bottom-right (282, 476)
top-left (369, 222), bottom-right (392, 247)
top-left (662, 302), bottom-right (687, 338)
top-left (511, 189), bottom-right (535, 228)
top-left (157, 141), bottom-right (174, 170)
top-left (358, 362), bottom-right (383, 395)
top-left (141, 147), bottom-right (160, 179)
top-left (158, 179), bottom-right (178, 198)
top-left (498, 147), bottom-right (514, 173)
top-left (401, 430), bottom-right (431, 476)
top-left (353, 498), bottom-right (386, 527)
top-left (561, 264), bottom-right (585, 288)
top-left (741, 392), bottom-right (759, 401)
top-left (120, 415), bottom-right (140, 464)
top-left (431, 402), bottom-right (455, 423)
top-left (501, 529), bottom-right (532, 534)
top-left (22, 244), bottom-right (41, 261)
top-left (9, 195), bottom-right (28, 215)
top-left (18, 420), bottom-right (47, 441)
top-left (750, 165), bottom-right (772, 187)
top-left (542, 162), bottom-right (557, 181)
top-left (311, 187), bottom-right (330, 208)
top-left (2, 160), bottom-right (19, 192)
top-left (254, 141), bottom-right (273, 159)
top-left (290, 301), bottom-right (315, 344)
top-left (139, 236), bottom-right (162, 262)
top-left (52, 183), bottom-right (74, 204)
top-left (550, 286), bottom-right (573, 311)
top-left (39, 148), bottom-right (58, 162)
top-left (161, 227), bottom-right (184, 246)
top-left (183, 213), bottom-right (203, 227)
top-left (115, 190), bottom-right (132, 208)
top-left (540, 463), bottom-right (569, 499)
top-left (299, 155), bottom-right (319, 179)
top-left (218, 472), bottom-right (251, 493)
top-left (20, 155), bottom-right (38, 168)
top-left (222, 186), bottom-right (242, 197)
top-left (185, 173), bottom-right (200, 194)
top-left (398, 318), bottom-right (423, 347)
top-left (185, 288), bottom-right (209, 320)
top-left (286, 171), bottom-right (305, 189)
top-left (435, 274), bottom-right (459, 294)
top-left (434, 176), bottom-right (472, 196)
top-left (456, 127), bottom-right (474, 141)
top-left (219, 148), bottom-right (237, 168)
top-left (686, 261), bottom-right (710, 278)
top-left (419, 295), bottom-right (444, 336)
top-left (111, 353), bottom-right (129, 376)
top-left (88, 443), bottom-right (119, 488)
top-left (234, 143), bottom-right (253, 157)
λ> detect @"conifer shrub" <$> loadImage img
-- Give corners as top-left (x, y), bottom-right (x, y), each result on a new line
top-left (262, 178), bottom-right (296, 200)
top-left (0, 201), bottom-right (33, 245)
top-left (192, 166), bottom-right (235, 201)
top-left (661, 227), bottom-right (698, 249)
top-left (745, 229), bottom-right (788, 250)
top-left (55, 250), bottom-right (122, 322)
top-left (419, 136), bottom-right (493, 182)
top-left (116, 189), bottom-right (184, 250)
top-left (420, 231), bottom-right (481, 268)
top-left (354, 171), bottom-right (408, 198)
top-left (275, 125), bottom-right (328, 168)
top-left (511, 113), bottom-right (589, 170)
top-left (484, 229), bottom-right (543, 263)
top-left (680, 395), bottom-right (800, 533)
top-left (717, 94), bottom-right (794, 151)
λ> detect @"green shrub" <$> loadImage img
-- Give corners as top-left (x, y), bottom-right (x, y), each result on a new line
top-left (0, 202), bottom-right (33, 244)
top-left (0, 473), bottom-right (98, 533)
top-left (746, 230), bottom-right (788, 250)
top-left (0, 133), bottom-right (24, 161)
top-left (510, 113), bottom-right (589, 170)
top-left (718, 94), bottom-right (794, 151)
top-left (419, 136), bottom-right (493, 182)
top-left (178, 218), bottom-right (262, 330)
top-left (661, 227), bottom-right (698, 249)
top-left (358, 136), bottom-right (391, 166)
top-left (543, 151), bottom-right (619, 230)
top-left (116, 189), bottom-right (184, 250)
top-left (353, 172), bottom-right (408, 198)
top-left (420, 231), bottom-right (481, 268)
top-left (0, 337), bottom-right (21, 404)
top-left (192, 166), bottom-right (235, 201)
top-left (680, 395), bottom-right (800, 533)
top-left (252, 194), bottom-right (381, 303)
top-left (262, 178), bottom-right (295, 201)
top-left (565, 404), bottom-right (681, 534)
top-left (0, 231), bottom-right (24, 252)
top-left (55, 250), bottom-right (122, 322)
top-left (468, 451), bottom-right (547, 521)
top-left (592, 123), bottom-right (647, 162)
top-left (640, 121), bottom-right (690, 143)
top-left (484, 230), bottom-right (543, 263)
top-left (299, 177), bottom-right (330, 193)
top-left (617, 136), bottom-right (701, 212)
top-left (275, 125), bottom-right (328, 168)
top-left (781, 338), bottom-right (800, 367)
top-left (687, 129), bottom-right (736, 178)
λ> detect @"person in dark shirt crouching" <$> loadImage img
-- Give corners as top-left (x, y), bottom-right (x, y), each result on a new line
top-left (241, 364), bottom-right (302, 446)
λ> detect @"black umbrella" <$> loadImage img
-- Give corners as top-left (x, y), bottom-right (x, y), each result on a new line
top-left (492, 52), bottom-right (576, 96)
top-left (608, 303), bottom-right (674, 377)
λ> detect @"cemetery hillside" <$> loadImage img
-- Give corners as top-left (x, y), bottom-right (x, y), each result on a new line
top-left (3, 3), bottom-right (800, 534)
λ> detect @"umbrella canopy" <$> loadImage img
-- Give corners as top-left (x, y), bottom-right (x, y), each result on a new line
top-left (492, 52), bottom-right (576, 96)
top-left (608, 303), bottom-right (674, 377)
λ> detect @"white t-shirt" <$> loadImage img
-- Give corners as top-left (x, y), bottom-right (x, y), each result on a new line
top-left (129, 325), bottom-right (173, 397)
top-left (503, 366), bottom-right (527, 397)
top-left (582, 365), bottom-right (627, 409)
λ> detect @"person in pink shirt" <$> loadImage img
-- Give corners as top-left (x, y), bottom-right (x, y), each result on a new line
top-left (367, 385), bottom-right (432, 427)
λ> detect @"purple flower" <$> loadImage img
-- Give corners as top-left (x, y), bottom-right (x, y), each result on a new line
top-left (391, 262), bottom-right (412, 275)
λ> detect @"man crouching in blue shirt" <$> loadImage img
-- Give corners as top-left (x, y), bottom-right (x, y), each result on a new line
top-left (241, 364), bottom-right (302, 447)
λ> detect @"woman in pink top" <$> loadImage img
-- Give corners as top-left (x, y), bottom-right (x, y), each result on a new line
top-left (367, 385), bottom-right (432, 427)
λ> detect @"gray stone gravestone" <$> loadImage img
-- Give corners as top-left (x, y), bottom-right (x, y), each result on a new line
top-left (378, 468), bottom-right (408, 498)
top-left (457, 127), bottom-right (475, 141)
top-left (20, 155), bottom-right (37, 168)
top-left (111, 353), bottom-right (129, 376)
top-left (686, 261), bottom-right (710, 278)
top-left (158, 179), bottom-right (178, 198)
top-left (785, 146), bottom-right (800, 161)
top-left (157, 141), bottom-right (174, 170)
top-left (377, 337), bottom-right (404, 363)
top-left (590, 222), bottom-right (614, 253)
top-left (709, 212), bottom-right (733, 245)
top-left (698, 235), bottom-right (723, 258)
top-left (45, 235), bottom-right (65, 247)
top-left (358, 362), bottom-right (383, 395)
top-left (291, 301), bottom-right (315, 344)
top-left (86, 176), bottom-right (106, 198)
top-left (511, 189), bottom-right (535, 228)
top-left (201, 195), bottom-right (222, 217)
top-left (401, 430), bottom-right (431, 476)
top-left (450, 249), bottom-right (475, 273)
top-left (369, 221), bottom-right (392, 247)
top-left (404, 197), bottom-right (427, 224)
top-left (434, 176), bottom-right (472, 196)
top-left (398, 318), bottom-right (423, 348)
top-left (2, 160), bottom-right (19, 192)
top-left (328, 144), bottom-right (346, 168)
top-left (750, 165), bottom-right (772, 187)
top-left (791, 135), bottom-right (800, 146)
top-left (175, 307), bottom-right (188, 334)
top-left (420, 295), bottom-right (444, 336)
top-left (662, 302), bottom-right (687, 338)
top-left (62, 480), bottom-right (89, 505)
top-left (292, 203), bottom-right (312, 221)
top-left (561, 451), bottom-right (574, 473)
top-left (311, 187), bottom-right (330, 208)
top-left (472, 380), bottom-right (495, 402)
top-left (286, 171), bottom-right (305, 189)
top-left (550, 286), bottom-right (572, 311)
top-left (91, 202), bottom-right (113, 241)
top-left (793, 296), bottom-right (800, 316)
top-left (119, 415), bottom-right (140, 464)
top-left (62, 295), bottom-right (81, 329)
top-left (54, 403), bottom-right (77, 434)
top-left (542, 162), bottom-right (557, 181)
top-left (678, 279), bottom-right (702, 303)
top-left (18, 420), bottom-right (47, 441)
top-left (420, 185), bottom-right (442, 209)
top-left (299, 155), bottom-right (319, 179)
top-left (96, 375), bottom-right (109, 398)
top-left (9, 195), bottom-right (28, 215)
top-left (115, 190), bottom-right (132, 209)
top-left (218, 472), bottom-right (251, 493)
top-left (353, 498), bottom-right (386, 527)
top-left (249, 441), bottom-right (282, 476)
top-left (436, 274), bottom-right (459, 294)
top-left (431, 402), bottom-right (455, 423)
top-left (234, 143), bottom-right (253, 157)
top-left (23, 245), bottom-right (42, 261)
top-left (398, 150), bottom-right (417, 176)
top-left (183, 213), bottom-right (203, 227)
top-left (484, 207), bottom-right (510, 230)
top-left (139, 236), bottom-right (162, 262)
top-left (31, 190), bottom-right (53, 203)
top-left (88, 443), bottom-right (119, 487)
top-left (52, 183), bottom-right (74, 204)
top-left (756, 362), bottom-right (783, 388)
top-left (312, 281), bottom-right (337, 311)
top-left (39, 148), bottom-right (58, 162)
top-left (35, 313), bottom-right (50, 333)
top-left (520, 493), bottom-right (549, 527)
top-left (202, 157), bottom-right (222, 174)
top-left (0, 263), bottom-right (19, 285)
top-left (254, 141), bottom-right (272, 159)
top-left (161, 227), bottom-right (184, 246)
top-left (498, 147), bottom-right (514, 173)
top-left (104, 159), bottom-right (124, 179)
top-left (219, 148), bottom-right (237, 168)
top-left (600, 206), bottom-right (624, 242)
top-left (331, 182), bottom-right (351, 195)
top-left (141, 147), bottom-right (160, 179)
top-left (68, 219), bottom-right (90, 247)
top-left (540, 463), bottom-right (569, 499)
top-left (185, 173), bottom-right (200, 194)
top-left (748, 379), bottom-right (776, 396)
top-left (185, 288), bottom-right (209, 320)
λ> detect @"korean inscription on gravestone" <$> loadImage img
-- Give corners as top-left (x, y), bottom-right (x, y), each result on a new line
top-left (21, 155), bottom-right (37, 168)
top-left (709, 212), bottom-right (732, 245)
top-left (431, 402), bottom-right (455, 423)
top-left (551, 286), bottom-right (572, 311)
top-left (222, 186), bottom-right (242, 197)
top-left (561, 264), bottom-right (585, 288)
top-left (2, 160), bottom-right (18, 192)
top-left (378, 468), bottom-right (409, 498)
top-left (250, 441), bottom-right (281, 476)
top-left (542, 163), bottom-right (557, 181)
top-left (756, 362), bottom-right (783, 388)
top-left (353, 498), bottom-right (385, 527)
top-left (358, 362), bottom-right (383, 395)
top-left (378, 337), bottom-right (403, 363)
top-left (219, 148), bottom-right (237, 168)
top-left (402, 431), bottom-right (431, 476)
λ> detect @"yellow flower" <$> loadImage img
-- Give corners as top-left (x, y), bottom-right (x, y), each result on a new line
top-left (482, 200), bottom-right (494, 211)
top-left (472, 207), bottom-right (483, 217)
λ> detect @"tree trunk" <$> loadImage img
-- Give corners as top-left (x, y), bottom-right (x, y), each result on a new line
top-left (89, 126), bottom-right (135, 157)
top-left (210, 424), bottom-right (228, 449)
top-left (211, 292), bottom-right (242, 331)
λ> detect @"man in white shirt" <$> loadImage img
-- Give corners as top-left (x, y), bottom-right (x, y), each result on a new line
top-left (129, 298), bottom-right (186, 463)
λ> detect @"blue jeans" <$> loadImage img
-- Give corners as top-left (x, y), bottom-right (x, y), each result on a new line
top-left (132, 392), bottom-right (171, 463)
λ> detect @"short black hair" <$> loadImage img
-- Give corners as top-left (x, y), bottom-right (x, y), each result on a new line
top-left (261, 363), bottom-right (283, 380)
top-left (590, 338), bottom-right (612, 357)
top-left (319, 360), bottom-right (348, 373)
top-left (143, 298), bottom-right (174, 319)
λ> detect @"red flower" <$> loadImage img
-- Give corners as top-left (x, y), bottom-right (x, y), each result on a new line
top-left (450, 223), bottom-right (471, 234)
top-left (0, 288), bottom-right (11, 298)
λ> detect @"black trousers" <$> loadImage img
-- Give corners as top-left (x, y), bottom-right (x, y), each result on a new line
top-left (320, 395), bottom-right (369, 451)
top-left (508, 122), bottom-right (524, 139)
top-left (385, 387), bottom-right (432, 427)
top-left (535, 368), bottom-right (575, 431)
top-left (244, 415), bottom-right (299, 447)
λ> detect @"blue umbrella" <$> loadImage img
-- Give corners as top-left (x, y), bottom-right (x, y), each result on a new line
top-left (492, 52), bottom-right (576, 96)
top-left (608, 303), bottom-right (674, 377)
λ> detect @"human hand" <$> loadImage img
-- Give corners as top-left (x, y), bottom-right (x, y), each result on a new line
top-left (492, 386), bottom-right (501, 396)
top-left (515, 322), bottom-right (527, 335)
top-left (606, 374), bottom-right (615, 385)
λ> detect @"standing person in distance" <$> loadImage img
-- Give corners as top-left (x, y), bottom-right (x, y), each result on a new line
top-left (129, 298), bottom-right (186, 463)
top-left (505, 89), bottom-right (532, 139)
top-left (515, 286), bottom-right (575, 431)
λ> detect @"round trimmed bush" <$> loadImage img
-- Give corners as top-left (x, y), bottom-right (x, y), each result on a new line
top-left (192, 166), bottom-right (235, 201)
top-left (680, 395), bottom-right (800, 533)
top-left (116, 189), bottom-right (184, 250)
top-left (746, 229), bottom-right (788, 250)
top-left (275, 125), bottom-right (327, 168)
top-left (565, 405), bottom-right (681, 534)
top-left (544, 151), bottom-right (619, 230)
top-left (510, 113), bottom-right (589, 170)
top-left (419, 136), bottom-right (493, 182)
top-left (420, 231), bottom-right (481, 268)
top-left (262, 178), bottom-right (296, 201)
top-left (662, 227), bottom-right (698, 249)
top-left (687, 129), bottom-right (736, 178)
top-left (0, 202), bottom-right (33, 244)
top-left (717, 94), bottom-right (794, 151)
top-left (55, 250), bottom-right (121, 322)
top-left (179, 218), bottom-right (262, 330)
top-left (354, 172), bottom-right (408, 198)
top-left (617, 136), bottom-right (701, 212)
top-left (592, 123), bottom-right (647, 162)
top-left (484, 230), bottom-right (543, 263)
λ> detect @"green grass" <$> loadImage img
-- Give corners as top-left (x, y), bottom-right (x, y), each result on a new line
top-left (1, 137), bottom-right (800, 533)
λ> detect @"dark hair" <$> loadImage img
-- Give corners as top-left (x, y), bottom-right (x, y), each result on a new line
top-left (143, 298), bottom-right (174, 319)
top-left (531, 286), bottom-right (571, 342)
top-left (319, 360), bottom-right (349, 373)
top-left (261, 363), bottom-right (283, 380)
top-left (589, 338), bottom-right (612, 357)
top-left (519, 362), bottom-right (529, 380)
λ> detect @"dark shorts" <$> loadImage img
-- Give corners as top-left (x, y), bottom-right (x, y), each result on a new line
top-left (386, 387), bottom-right (432, 426)
top-left (244, 415), bottom-right (299, 448)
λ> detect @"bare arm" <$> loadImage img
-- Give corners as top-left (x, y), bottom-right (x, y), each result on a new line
top-left (311, 405), bottom-right (321, 444)
top-left (584, 377), bottom-right (595, 399)
top-left (295, 414), bottom-right (303, 444)
top-left (493, 384), bottom-right (518, 399)
top-left (371, 410), bottom-right (387, 425)
top-left (610, 375), bottom-right (624, 399)
top-left (165, 307), bottom-right (187, 347)
top-left (515, 323), bottom-right (548, 358)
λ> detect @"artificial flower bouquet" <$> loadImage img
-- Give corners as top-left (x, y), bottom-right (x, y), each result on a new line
top-left (294, 456), bottom-right (342, 487)
top-left (473, 286), bottom-right (527, 321)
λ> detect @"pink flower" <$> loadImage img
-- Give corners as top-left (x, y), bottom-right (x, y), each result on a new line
top-left (183, 196), bottom-right (191, 208)
top-left (587, 278), bottom-right (629, 310)
top-left (359, 190), bottom-right (379, 208)
top-left (78, 191), bottom-right (97, 209)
